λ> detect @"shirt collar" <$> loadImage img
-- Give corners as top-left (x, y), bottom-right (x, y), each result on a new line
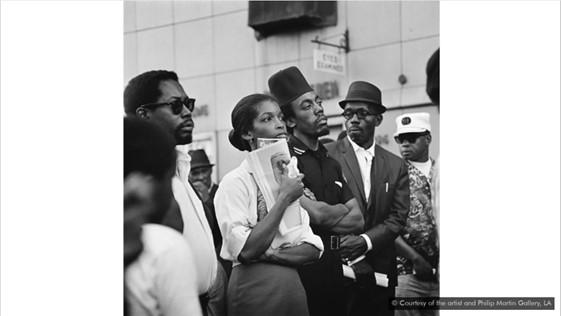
top-left (347, 136), bottom-right (375, 157)
top-left (176, 147), bottom-right (190, 159)
top-left (288, 135), bottom-right (327, 157)
top-left (175, 146), bottom-right (192, 177)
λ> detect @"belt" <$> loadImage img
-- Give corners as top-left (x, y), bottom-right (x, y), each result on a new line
top-left (329, 235), bottom-right (341, 250)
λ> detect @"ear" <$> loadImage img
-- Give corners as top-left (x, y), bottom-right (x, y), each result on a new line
top-left (241, 130), bottom-right (254, 142)
top-left (286, 116), bottom-right (297, 129)
top-left (136, 107), bottom-right (149, 119)
top-left (374, 114), bottom-right (383, 127)
top-left (425, 133), bottom-right (432, 144)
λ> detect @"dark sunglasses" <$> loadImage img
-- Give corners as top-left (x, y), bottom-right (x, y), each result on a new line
top-left (140, 98), bottom-right (196, 115)
top-left (342, 108), bottom-right (376, 120)
top-left (394, 132), bottom-right (428, 144)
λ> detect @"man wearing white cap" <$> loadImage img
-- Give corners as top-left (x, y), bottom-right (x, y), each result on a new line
top-left (393, 112), bottom-right (439, 316)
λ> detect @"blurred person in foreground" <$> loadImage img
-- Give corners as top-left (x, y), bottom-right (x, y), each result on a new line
top-left (215, 93), bottom-right (324, 316)
top-left (124, 117), bottom-right (202, 316)
top-left (124, 70), bottom-right (226, 316)
top-left (393, 112), bottom-right (439, 316)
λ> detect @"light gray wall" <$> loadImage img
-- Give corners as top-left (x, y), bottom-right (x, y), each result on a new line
top-left (124, 0), bottom-right (440, 180)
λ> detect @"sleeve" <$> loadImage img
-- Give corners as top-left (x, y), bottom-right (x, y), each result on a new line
top-left (297, 207), bottom-right (324, 258)
top-left (214, 174), bottom-right (253, 261)
top-left (155, 237), bottom-right (203, 316)
top-left (365, 159), bottom-right (410, 252)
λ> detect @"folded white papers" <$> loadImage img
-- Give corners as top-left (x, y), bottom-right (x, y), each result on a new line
top-left (248, 139), bottom-right (303, 248)
top-left (374, 272), bottom-right (389, 288)
top-left (342, 264), bottom-right (356, 280)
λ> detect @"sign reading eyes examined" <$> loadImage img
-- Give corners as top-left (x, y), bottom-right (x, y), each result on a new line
top-left (313, 49), bottom-right (345, 75)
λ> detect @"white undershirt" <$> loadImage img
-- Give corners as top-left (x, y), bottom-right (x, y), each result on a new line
top-left (347, 136), bottom-right (375, 201)
top-left (410, 159), bottom-right (432, 178)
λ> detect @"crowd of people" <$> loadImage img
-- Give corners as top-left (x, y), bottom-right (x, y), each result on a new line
top-left (124, 48), bottom-right (440, 316)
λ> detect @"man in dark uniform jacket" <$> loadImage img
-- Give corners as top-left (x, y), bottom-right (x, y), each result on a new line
top-left (268, 66), bottom-right (364, 316)
top-left (326, 81), bottom-right (410, 316)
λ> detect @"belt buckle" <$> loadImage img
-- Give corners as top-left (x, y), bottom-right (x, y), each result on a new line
top-left (330, 235), bottom-right (340, 250)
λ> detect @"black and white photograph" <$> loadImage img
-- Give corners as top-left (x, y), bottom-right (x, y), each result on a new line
top-left (1, 1), bottom-right (559, 316)
top-left (123, 2), bottom-right (439, 315)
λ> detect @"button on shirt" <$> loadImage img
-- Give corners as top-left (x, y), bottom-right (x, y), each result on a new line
top-left (174, 149), bottom-right (217, 294)
top-left (347, 136), bottom-right (375, 202)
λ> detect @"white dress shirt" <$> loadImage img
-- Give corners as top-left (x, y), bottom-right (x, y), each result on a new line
top-left (173, 149), bottom-right (217, 294)
top-left (347, 137), bottom-right (374, 253)
top-left (347, 136), bottom-right (375, 202)
top-left (214, 159), bottom-right (324, 267)
top-left (125, 224), bottom-right (202, 316)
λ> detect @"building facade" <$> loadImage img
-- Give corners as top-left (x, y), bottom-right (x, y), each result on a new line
top-left (124, 0), bottom-right (439, 181)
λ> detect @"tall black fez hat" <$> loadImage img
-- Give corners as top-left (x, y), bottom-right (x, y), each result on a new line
top-left (426, 48), bottom-right (439, 105)
top-left (268, 66), bottom-right (313, 106)
top-left (188, 149), bottom-right (214, 170)
top-left (338, 81), bottom-right (387, 114)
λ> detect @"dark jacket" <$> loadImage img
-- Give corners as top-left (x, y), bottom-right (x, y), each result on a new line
top-left (326, 138), bottom-right (410, 287)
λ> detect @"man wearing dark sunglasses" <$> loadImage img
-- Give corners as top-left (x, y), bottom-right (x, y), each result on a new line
top-left (124, 70), bottom-right (226, 316)
top-left (124, 72), bottom-right (195, 145)
top-left (326, 81), bottom-right (410, 316)
top-left (393, 112), bottom-right (439, 316)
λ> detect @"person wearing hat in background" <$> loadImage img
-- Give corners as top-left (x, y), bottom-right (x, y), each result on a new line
top-left (268, 66), bottom-right (364, 316)
top-left (188, 149), bottom-right (218, 206)
top-left (326, 81), bottom-right (410, 316)
top-left (189, 149), bottom-right (233, 278)
top-left (393, 113), bottom-right (439, 316)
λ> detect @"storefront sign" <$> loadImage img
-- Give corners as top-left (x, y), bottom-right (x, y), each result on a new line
top-left (313, 48), bottom-right (345, 75)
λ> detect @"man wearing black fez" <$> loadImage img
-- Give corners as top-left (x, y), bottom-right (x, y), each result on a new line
top-left (268, 66), bottom-right (364, 316)
top-left (326, 81), bottom-right (410, 316)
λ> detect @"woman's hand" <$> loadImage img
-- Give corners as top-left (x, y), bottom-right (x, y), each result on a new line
top-left (278, 173), bottom-right (304, 204)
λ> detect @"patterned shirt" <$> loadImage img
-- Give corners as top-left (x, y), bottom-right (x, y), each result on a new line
top-left (397, 159), bottom-right (439, 275)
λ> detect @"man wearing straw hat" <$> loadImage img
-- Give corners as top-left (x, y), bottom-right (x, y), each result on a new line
top-left (326, 81), bottom-right (410, 316)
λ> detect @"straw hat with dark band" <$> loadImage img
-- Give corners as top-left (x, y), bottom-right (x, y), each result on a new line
top-left (338, 81), bottom-right (386, 114)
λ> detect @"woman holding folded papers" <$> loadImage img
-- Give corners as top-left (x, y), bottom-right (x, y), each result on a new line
top-left (214, 94), bottom-right (324, 316)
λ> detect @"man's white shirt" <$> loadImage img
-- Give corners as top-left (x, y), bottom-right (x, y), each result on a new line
top-left (348, 136), bottom-right (375, 202)
top-left (173, 149), bottom-right (217, 294)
